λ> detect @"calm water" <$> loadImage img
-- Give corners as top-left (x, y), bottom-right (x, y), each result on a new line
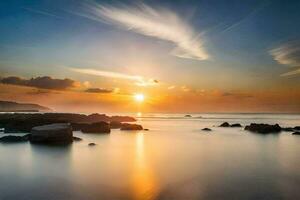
top-left (0, 113), bottom-right (300, 200)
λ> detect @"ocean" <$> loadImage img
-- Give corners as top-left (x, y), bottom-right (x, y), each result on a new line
top-left (0, 113), bottom-right (300, 200)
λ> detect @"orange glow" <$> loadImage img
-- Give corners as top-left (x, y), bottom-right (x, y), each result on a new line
top-left (134, 93), bottom-right (145, 102)
top-left (132, 132), bottom-right (157, 200)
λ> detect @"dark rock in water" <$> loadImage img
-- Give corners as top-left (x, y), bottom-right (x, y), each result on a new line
top-left (0, 113), bottom-right (136, 133)
top-left (219, 122), bottom-right (242, 128)
top-left (0, 134), bottom-right (30, 143)
top-left (245, 123), bottom-right (281, 134)
top-left (110, 115), bottom-right (136, 122)
top-left (120, 123), bottom-right (143, 131)
top-left (110, 121), bottom-right (123, 129)
top-left (71, 123), bottom-right (88, 131)
top-left (219, 122), bottom-right (230, 127)
top-left (30, 123), bottom-right (73, 144)
top-left (185, 115), bottom-right (192, 117)
top-left (144, 128), bottom-right (149, 131)
top-left (81, 122), bottom-right (110, 133)
top-left (282, 127), bottom-right (295, 132)
top-left (230, 123), bottom-right (242, 127)
top-left (292, 132), bottom-right (300, 135)
top-left (202, 128), bottom-right (212, 131)
top-left (73, 136), bottom-right (82, 141)
top-left (294, 126), bottom-right (300, 131)
top-left (88, 143), bottom-right (96, 146)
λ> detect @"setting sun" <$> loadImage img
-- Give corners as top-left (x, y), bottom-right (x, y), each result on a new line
top-left (134, 94), bottom-right (145, 102)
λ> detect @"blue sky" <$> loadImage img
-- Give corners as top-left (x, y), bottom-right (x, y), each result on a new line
top-left (0, 0), bottom-right (299, 112)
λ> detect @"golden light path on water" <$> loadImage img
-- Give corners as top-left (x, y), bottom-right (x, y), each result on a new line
top-left (132, 132), bottom-right (157, 200)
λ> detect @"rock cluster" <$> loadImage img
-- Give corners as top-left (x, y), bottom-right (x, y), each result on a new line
top-left (0, 113), bottom-right (136, 133)
top-left (244, 123), bottom-right (281, 134)
top-left (219, 122), bottom-right (242, 127)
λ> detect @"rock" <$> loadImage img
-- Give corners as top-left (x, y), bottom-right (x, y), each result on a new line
top-left (244, 123), bottom-right (281, 134)
top-left (292, 132), bottom-right (300, 135)
top-left (282, 127), bottom-right (295, 132)
top-left (219, 122), bottom-right (230, 127)
top-left (81, 122), bottom-right (110, 133)
top-left (0, 113), bottom-right (136, 133)
top-left (185, 115), bottom-right (192, 117)
top-left (202, 128), bottom-right (212, 131)
top-left (71, 123), bottom-right (89, 131)
top-left (88, 143), bottom-right (96, 146)
top-left (0, 134), bottom-right (30, 143)
top-left (73, 136), bottom-right (82, 141)
top-left (110, 115), bottom-right (136, 122)
top-left (230, 123), bottom-right (242, 127)
top-left (294, 126), bottom-right (300, 131)
top-left (120, 123), bottom-right (143, 131)
top-left (110, 121), bottom-right (123, 129)
top-left (30, 123), bottom-right (73, 144)
top-left (144, 128), bottom-right (149, 131)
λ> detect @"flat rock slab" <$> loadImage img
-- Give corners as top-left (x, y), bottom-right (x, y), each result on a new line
top-left (0, 134), bottom-right (30, 143)
top-left (30, 123), bottom-right (73, 144)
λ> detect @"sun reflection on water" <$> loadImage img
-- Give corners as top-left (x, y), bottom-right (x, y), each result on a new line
top-left (132, 132), bottom-right (157, 200)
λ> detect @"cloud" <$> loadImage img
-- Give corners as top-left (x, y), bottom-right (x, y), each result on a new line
top-left (85, 88), bottom-right (113, 93)
top-left (270, 40), bottom-right (300, 76)
top-left (70, 67), bottom-right (158, 87)
top-left (70, 67), bottom-right (142, 81)
top-left (83, 3), bottom-right (209, 61)
top-left (0, 76), bottom-right (77, 90)
top-left (222, 92), bottom-right (253, 99)
top-left (181, 86), bottom-right (190, 92)
top-left (167, 85), bottom-right (176, 90)
top-left (280, 68), bottom-right (300, 77)
top-left (23, 7), bottom-right (63, 19)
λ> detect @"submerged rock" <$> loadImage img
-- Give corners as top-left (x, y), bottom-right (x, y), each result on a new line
top-left (120, 123), bottom-right (143, 131)
top-left (73, 136), bottom-right (82, 141)
top-left (202, 128), bottom-right (212, 131)
top-left (88, 143), bottom-right (96, 146)
top-left (230, 123), bottom-right (242, 127)
top-left (219, 122), bottom-right (230, 127)
top-left (292, 132), bottom-right (300, 135)
top-left (245, 123), bottom-right (281, 134)
top-left (282, 127), bottom-right (295, 132)
top-left (81, 122), bottom-right (110, 133)
top-left (294, 126), bottom-right (300, 131)
top-left (30, 123), bottom-right (73, 144)
top-left (0, 134), bottom-right (30, 143)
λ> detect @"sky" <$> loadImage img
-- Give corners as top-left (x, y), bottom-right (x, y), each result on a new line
top-left (0, 0), bottom-right (300, 113)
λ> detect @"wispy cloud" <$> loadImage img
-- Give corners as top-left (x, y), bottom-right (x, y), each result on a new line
top-left (82, 2), bottom-right (209, 61)
top-left (69, 67), bottom-right (158, 87)
top-left (23, 7), bottom-right (63, 19)
top-left (270, 40), bottom-right (300, 76)
top-left (70, 67), bottom-right (142, 81)
top-left (280, 68), bottom-right (300, 77)
top-left (84, 88), bottom-right (113, 93)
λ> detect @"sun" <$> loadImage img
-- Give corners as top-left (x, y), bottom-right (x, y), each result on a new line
top-left (134, 93), bottom-right (145, 102)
